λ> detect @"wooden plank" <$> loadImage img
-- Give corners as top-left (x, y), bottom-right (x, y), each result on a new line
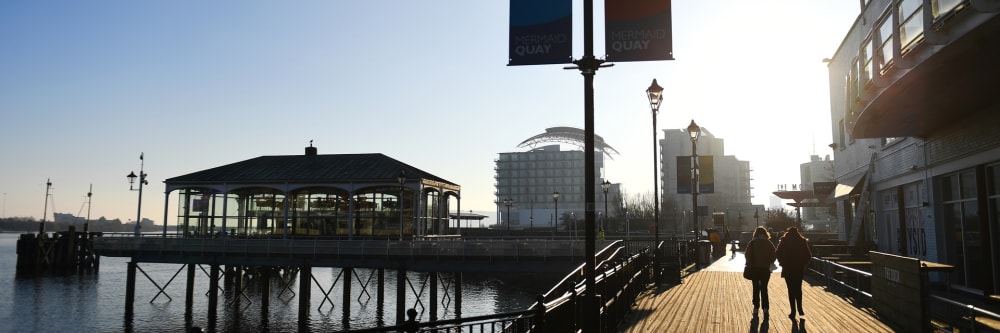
top-left (620, 271), bottom-right (896, 332)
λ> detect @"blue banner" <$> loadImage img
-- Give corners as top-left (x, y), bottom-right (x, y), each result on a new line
top-left (604, 0), bottom-right (673, 62)
top-left (508, 0), bottom-right (572, 66)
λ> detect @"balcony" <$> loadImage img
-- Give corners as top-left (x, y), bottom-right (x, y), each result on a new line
top-left (850, 8), bottom-right (1000, 138)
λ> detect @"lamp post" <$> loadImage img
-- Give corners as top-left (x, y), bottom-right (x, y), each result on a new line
top-left (754, 207), bottom-right (760, 228)
top-left (688, 120), bottom-right (702, 238)
top-left (126, 153), bottom-right (148, 237)
top-left (646, 79), bottom-right (663, 277)
top-left (398, 171), bottom-right (405, 241)
top-left (601, 180), bottom-right (611, 232)
top-left (503, 197), bottom-right (513, 236)
top-left (571, 212), bottom-right (576, 240)
top-left (552, 191), bottom-right (559, 238)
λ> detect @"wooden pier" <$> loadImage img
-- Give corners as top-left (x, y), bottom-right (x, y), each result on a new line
top-left (619, 251), bottom-right (898, 332)
top-left (93, 235), bottom-right (614, 331)
top-left (15, 226), bottom-right (100, 275)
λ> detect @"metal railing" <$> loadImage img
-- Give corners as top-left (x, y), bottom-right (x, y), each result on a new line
top-left (808, 256), bottom-right (1000, 332)
top-left (928, 294), bottom-right (1000, 332)
top-left (92, 236), bottom-right (613, 263)
top-left (340, 240), bottom-right (655, 333)
top-left (808, 257), bottom-right (872, 303)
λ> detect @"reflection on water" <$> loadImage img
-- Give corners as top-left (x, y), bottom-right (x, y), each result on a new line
top-left (0, 233), bottom-right (545, 332)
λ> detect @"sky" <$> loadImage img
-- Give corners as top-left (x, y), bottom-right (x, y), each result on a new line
top-left (0, 1), bottom-right (859, 225)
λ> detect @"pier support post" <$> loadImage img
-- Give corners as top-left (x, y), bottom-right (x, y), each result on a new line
top-left (299, 266), bottom-right (312, 324)
top-left (396, 268), bottom-right (406, 326)
top-left (430, 272), bottom-right (438, 321)
top-left (185, 264), bottom-right (195, 311)
top-left (209, 264), bottom-right (220, 329)
top-left (455, 272), bottom-right (462, 318)
top-left (125, 261), bottom-right (137, 316)
top-left (343, 267), bottom-right (352, 328)
top-left (377, 268), bottom-right (385, 310)
top-left (261, 267), bottom-right (271, 323)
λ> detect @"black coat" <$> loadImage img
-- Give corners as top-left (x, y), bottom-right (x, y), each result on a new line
top-left (776, 236), bottom-right (811, 279)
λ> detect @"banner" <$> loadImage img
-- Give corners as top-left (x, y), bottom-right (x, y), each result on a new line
top-left (676, 156), bottom-right (714, 194)
top-left (508, 0), bottom-right (572, 66)
top-left (604, 0), bottom-right (673, 62)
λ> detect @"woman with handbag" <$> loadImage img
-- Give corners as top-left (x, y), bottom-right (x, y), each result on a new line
top-left (776, 227), bottom-right (812, 319)
top-left (744, 226), bottom-right (776, 319)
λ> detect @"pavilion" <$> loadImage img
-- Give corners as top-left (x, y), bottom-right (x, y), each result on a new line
top-left (162, 144), bottom-right (461, 239)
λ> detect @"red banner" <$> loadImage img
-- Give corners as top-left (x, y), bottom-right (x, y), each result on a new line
top-left (604, 0), bottom-right (673, 62)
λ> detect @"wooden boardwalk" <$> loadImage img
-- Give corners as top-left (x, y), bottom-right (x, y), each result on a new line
top-left (618, 251), bottom-right (897, 333)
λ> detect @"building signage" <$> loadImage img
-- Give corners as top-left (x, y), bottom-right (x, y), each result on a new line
top-left (604, 0), bottom-right (674, 62)
top-left (508, 0), bottom-right (572, 66)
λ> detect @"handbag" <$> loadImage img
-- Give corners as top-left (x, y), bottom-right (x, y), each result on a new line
top-left (743, 265), bottom-right (754, 280)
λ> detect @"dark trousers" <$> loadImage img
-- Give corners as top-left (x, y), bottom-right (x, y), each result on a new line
top-left (751, 273), bottom-right (770, 310)
top-left (784, 276), bottom-right (804, 313)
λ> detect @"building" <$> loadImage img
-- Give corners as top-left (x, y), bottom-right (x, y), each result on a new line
top-left (163, 144), bottom-right (461, 239)
top-left (494, 127), bottom-right (619, 231)
top-left (826, 0), bottom-right (1000, 295)
top-left (800, 155), bottom-right (835, 229)
top-left (660, 126), bottom-right (754, 233)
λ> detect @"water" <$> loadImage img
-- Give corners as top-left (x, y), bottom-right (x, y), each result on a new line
top-left (0, 233), bottom-right (543, 332)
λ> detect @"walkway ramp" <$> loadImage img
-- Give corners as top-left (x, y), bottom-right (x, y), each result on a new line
top-left (619, 251), bottom-right (896, 332)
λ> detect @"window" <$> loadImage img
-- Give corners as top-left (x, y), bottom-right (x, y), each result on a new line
top-left (899, 0), bottom-right (924, 52)
top-left (878, 12), bottom-right (894, 73)
top-left (932, 0), bottom-right (964, 21)
top-left (988, 164), bottom-right (1000, 294)
top-left (941, 170), bottom-right (985, 290)
top-left (862, 39), bottom-right (874, 87)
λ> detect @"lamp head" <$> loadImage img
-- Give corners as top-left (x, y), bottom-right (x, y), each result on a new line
top-left (397, 170), bottom-right (406, 185)
top-left (552, 191), bottom-right (560, 200)
top-left (646, 79), bottom-right (664, 113)
top-left (687, 120), bottom-right (701, 142)
top-left (601, 180), bottom-right (611, 192)
top-left (127, 171), bottom-right (137, 185)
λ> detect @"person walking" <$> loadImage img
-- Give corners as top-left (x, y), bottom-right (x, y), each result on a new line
top-left (776, 226), bottom-right (812, 319)
top-left (744, 226), bottom-right (776, 319)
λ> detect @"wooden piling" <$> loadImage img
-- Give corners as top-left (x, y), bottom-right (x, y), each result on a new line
top-left (430, 272), bottom-right (438, 321)
top-left (125, 261), bottom-right (136, 317)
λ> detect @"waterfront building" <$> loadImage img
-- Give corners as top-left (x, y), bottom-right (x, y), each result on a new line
top-left (163, 144), bottom-right (461, 238)
top-left (494, 127), bottom-right (619, 231)
top-left (826, 0), bottom-right (1000, 296)
top-left (800, 155), bottom-right (836, 230)
top-left (660, 127), bottom-right (754, 233)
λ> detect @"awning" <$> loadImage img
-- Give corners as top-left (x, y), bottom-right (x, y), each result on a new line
top-left (834, 172), bottom-right (868, 200)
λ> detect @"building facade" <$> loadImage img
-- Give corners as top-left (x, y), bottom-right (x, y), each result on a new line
top-left (494, 127), bottom-right (619, 231)
top-left (800, 155), bottom-right (835, 229)
top-left (661, 127), bottom-right (754, 233)
top-left (827, 0), bottom-right (1000, 295)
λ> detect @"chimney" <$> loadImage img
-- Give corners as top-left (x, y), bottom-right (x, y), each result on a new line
top-left (305, 140), bottom-right (317, 156)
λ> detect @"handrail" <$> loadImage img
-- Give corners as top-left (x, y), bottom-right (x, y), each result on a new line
top-left (928, 294), bottom-right (1000, 332)
top-left (342, 309), bottom-right (537, 333)
top-left (808, 257), bottom-right (873, 300)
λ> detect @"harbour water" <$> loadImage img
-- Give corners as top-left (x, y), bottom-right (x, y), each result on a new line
top-left (0, 233), bottom-right (541, 332)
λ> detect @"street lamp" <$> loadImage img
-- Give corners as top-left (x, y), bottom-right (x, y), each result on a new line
top-left (754, 207), bottom-right (760, 228)
top-left (398, 171), bottom-right (406, 241)
top-left (127, 153), bottom-right (148, 237)
top-left (688, 120), bottom-right (702, 237)
top-left (646, 79), bottom-right (663, 276)
top-left (571, 212), bottom-right (576, 240)
top-left (601, 180), bottom-right (611, 232)
top-left (552, 191), bottom-right (559, 238)
top-left (503, 197), bottom-right (514, 235)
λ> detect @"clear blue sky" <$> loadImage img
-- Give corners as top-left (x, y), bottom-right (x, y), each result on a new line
top-left (0, 1), bottom-right (858, 225)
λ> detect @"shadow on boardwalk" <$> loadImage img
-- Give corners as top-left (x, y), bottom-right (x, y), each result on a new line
top-left (617, 249), bottom-right (897, 333)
